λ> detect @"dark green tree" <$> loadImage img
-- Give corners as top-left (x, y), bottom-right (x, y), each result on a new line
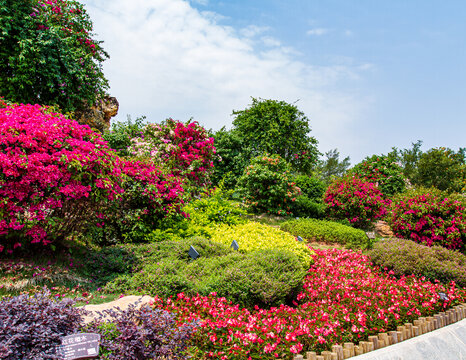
top-left (231, 98), bottom-right (320, 174)
top-left (0, 0), bottom-right (108, 112)
top-left (316, 148), bottom-right (350, 183)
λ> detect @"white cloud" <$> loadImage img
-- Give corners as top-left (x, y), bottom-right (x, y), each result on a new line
top-left (82, 0), bottom-right (371, 157)
top-left (306, 28), bottom-right (329, 36)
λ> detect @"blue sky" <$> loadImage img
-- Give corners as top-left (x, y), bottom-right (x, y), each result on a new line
top-left (83, 0), bottom-right (466, 164)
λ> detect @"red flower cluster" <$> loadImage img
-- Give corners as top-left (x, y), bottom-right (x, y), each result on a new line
top-left (324, 176), bottom-right (389, 229)
top-left (389, 189), bottom-right (466, 249)
top-left (152, 249), bottom-right (465, 359)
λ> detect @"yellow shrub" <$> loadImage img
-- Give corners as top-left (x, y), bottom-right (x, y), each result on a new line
top-left (211, 222), bottom-right (313, 268)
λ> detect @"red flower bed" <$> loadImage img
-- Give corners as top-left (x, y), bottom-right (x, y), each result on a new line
top-left (152, 249), bottom-right (466, 359)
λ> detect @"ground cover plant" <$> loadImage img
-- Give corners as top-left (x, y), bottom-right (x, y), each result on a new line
top-left (280, 218), bottom-right (370, 249)
top-left (369, 238), bottom-right (466, 287)
top-left (152, 248), bottom-right (466, 359)
top-left (324, 175), bottom-right (389, 229)
top-left (388, 187), bottom-right (466, 250)
top-left (210, 222), bottom-right (313, 268)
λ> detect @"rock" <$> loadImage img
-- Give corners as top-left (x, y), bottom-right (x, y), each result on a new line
top-left (74, 95), bottom-right (119, 132)
top-left (80, 295), bottom-right (153, 324)
top-left (374, 220), bottom-right (394, 238)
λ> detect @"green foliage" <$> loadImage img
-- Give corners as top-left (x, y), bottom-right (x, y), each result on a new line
top-left (389, 140), bottom-right (423, 181)
top-left (280, 218), bottom-right (371, 249)
top-left (290, 174), bottom-right (326, 218)
top-left (316, 149), bottom-right (351, 183)
top-left (231, 97), bottom-right (320, 174)
top-left (210, 222), bottom-right (313, 268)
top-left (291, 196), bottom-right (325, 218)
top-left (210, 127), bottom-right (251, 189)
top-left (350, 154), bottom-right (406, 196)
top-left (180, 187), bottom-right (247, 238)
top-left (0, 0), bottom-right (108, 112)
top-left (105, 238), bottom-right (306, 309)
top-left (237, 154), bottom-right (301, 216)
top-left (103, 116), bottom-right (147, 157)
top-left (412, 147), bottom-right (466, 192)
top-left (369, 238), bottom-right (466, 287)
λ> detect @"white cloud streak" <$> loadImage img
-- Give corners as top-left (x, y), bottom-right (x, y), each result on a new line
top-left (306, 28), bottom-right (329, 36)
top-left (83, 0), bottom-right (371, 158)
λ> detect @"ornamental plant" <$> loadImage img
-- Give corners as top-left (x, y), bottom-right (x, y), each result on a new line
top-left (237, 154), bottom-right (301, 216)
top-left (210, 222), bottom-right (313, 268)
top-left (0, 104), bottom-right (123, 251)
top-left (0, 291), bottom-right (84, 359)
top-left (388, 187), bottom-right (466, 250)
top-left (129, 118), bottom-right (216, 191)
top-left (324, 175), bottom-right (389, 229)
top-left (0, 0), bottom-right (108, 113)
top-left (152, 249), bottom-right (465, 359)
top-left (350, 154), bottom-right (406, 196)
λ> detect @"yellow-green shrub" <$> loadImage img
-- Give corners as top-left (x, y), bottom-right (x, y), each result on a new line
top-left (211, 222), bottom-right (313, 268)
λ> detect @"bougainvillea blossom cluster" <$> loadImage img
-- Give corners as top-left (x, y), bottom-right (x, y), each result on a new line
top-left (152, 249), bottom-right (465, 359)
top-left (389, 189), bottom-right (466, 250)
top-left (324, 176), bottom-right (389, 229)
top-left (0, 104), bottom-right (186, 252)
top-left (129, 118), bottom-right (216, 190)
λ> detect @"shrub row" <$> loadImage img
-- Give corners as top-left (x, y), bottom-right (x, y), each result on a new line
top-left (369, 238), bottom-right (466, 287)
top-left (280, 218), bottom-right (370, 249)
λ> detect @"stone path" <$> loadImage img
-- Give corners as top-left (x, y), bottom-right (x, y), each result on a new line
top-left (80, 295), bottom-right (153, 324)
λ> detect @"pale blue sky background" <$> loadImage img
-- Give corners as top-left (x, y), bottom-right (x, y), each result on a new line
top-left (83, 0), bottom-right (466, 164)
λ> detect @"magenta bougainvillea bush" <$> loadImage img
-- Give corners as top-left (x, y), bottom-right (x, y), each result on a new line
top-left (129, 119), bottom-right (216, 191)
top-left (0, 104), bottom-right (123, 251)
top-left (152, 248), bottom-right (465, 359)
top-left (324, 175), bottom-right (389, 229)
top-left (0, 104), bottom-right (186, 251)
top-left (388, 188), bottom-right (466, 250)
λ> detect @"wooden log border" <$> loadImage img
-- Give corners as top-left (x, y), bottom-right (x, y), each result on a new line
top-left (284, 303), bottom-right (466, 360)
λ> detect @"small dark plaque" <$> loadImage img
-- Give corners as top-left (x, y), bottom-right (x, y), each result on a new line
top-left (365, 231), bottom-right (376, 239)
top-left (231, 240), bottom-right (239, 251)
top-left (58, 333), bottom-right (100, 360)
top-left (297, 236), bottom-right (304, 242)
top-left (189, 245), bottom-right (200, 260)
top-left (438, 292), bottom-right (449, 301)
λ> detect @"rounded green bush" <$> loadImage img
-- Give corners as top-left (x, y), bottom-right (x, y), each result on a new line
top-left (210, 222), bottom-right (313, 268)
top-left (368, 238), bottom-right (466, 287)
top-left (280, 218), bottom-right (370, 249)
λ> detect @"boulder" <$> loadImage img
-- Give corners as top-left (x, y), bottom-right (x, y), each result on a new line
top-left (374, 220), bottom-right (394, 238)
top-left (74, 95), bottom-right (119, 132)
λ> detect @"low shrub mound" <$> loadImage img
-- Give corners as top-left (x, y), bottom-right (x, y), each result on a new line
top-left (152, 248), bottom-right (466, 359)
top-left (388, 187), bottom-right (466, 250)
top-left (210, 222), bottom-right (313, 268)
top-left (369, 238), bottom-right (466, 287)
top-left (324, 175), bottom-right (388, 229)
top-left (280, 218), bottom-right (370, 249)
top-left (0, 292), bottom-right (83, 359)
top-left (83, 303), bottom-right (195, 360)
top-left (105, 238), bottom-right (306, 309)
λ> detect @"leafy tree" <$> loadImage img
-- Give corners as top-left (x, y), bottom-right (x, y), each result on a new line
top-left (103, 115), bottom-right (147, 157)
top-left (389, 140), bottom-right (423, 181)
top-left (413, 147), bottom-right (466, 192)
top-left (316, 149), bottom-right (350, 183)
top-left (231, 98), bottom-right (320, 174)
top-left (0, 0), bottom-right (109, 112)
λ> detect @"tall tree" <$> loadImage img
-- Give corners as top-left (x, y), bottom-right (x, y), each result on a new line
top-left (0, 0), bottom-right (109, 112)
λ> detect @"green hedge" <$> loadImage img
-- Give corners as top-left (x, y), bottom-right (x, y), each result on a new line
top-left (280, 218), bottom-right (370, 249)
top-left (368, 238), bottom-right (466, 287)
top-left (105, 237), bottom-right (307, 309)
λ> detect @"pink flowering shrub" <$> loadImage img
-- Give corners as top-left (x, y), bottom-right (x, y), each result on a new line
top-left (0, 104), bottom-right (187, 250)
top-left (152, 248), bottom-right (465, 359)
top-left (324, 175), bottom-right (389, 229)
top-left (129, 119), bottom-right (216, 191)
top-left (388, 188), bottom-right (466, 250)
top-left (0, 104), bottom-right (123, 251)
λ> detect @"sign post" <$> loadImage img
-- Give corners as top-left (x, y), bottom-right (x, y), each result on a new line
top-left (57, 333), bottom-right (100, 360)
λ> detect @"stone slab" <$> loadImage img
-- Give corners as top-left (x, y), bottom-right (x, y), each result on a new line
top-left (352, 318), bottom-right (466, 360)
